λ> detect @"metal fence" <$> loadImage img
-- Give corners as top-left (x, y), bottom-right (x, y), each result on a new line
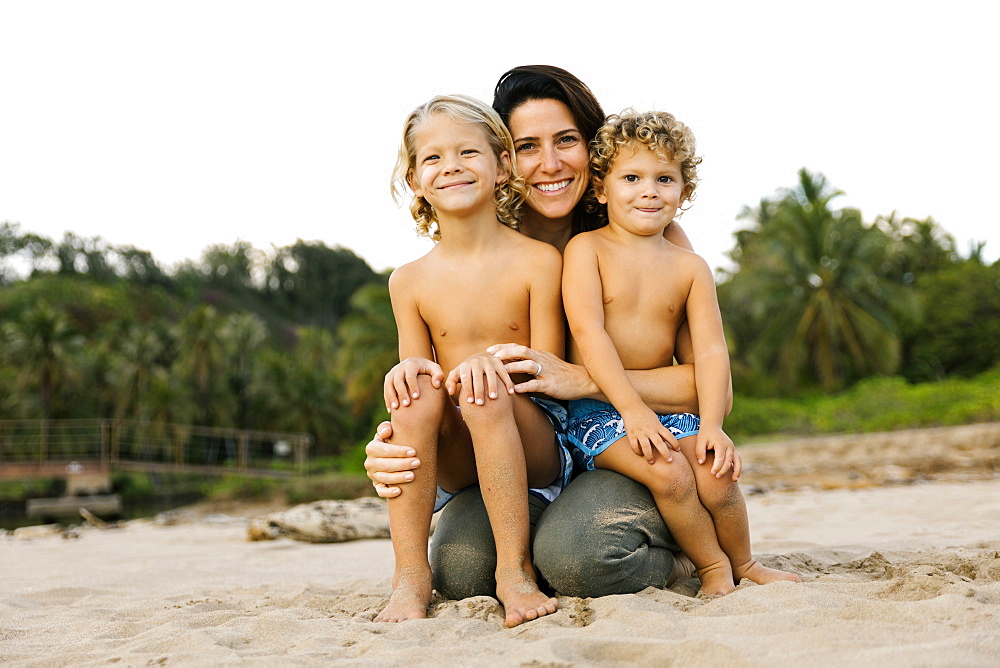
top-left (0, 419), bottom-right (312, 479)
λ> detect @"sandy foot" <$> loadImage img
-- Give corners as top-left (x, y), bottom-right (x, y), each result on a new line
top-left (734, 559), bottom-right (802, 585)
top-left (374, 568), bottom-right (432, 622)
top-left (495, 568), bottom-right (559, 628)
top-left (696, 561), bottom-right (736, 596)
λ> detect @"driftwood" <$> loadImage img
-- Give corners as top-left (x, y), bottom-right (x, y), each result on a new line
top-left (247, 498), bottom-right (389, 543)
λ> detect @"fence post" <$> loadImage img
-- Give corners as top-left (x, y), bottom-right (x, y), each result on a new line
top-left (100, 419), bottom-right (109, 471)
top-left (238, 432), bottom-right (248, 473)
top-left (39, 419), bottom-right (49, 467)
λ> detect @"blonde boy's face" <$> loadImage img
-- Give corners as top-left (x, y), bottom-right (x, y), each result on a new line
top-left (595, 144), bottom-right (688, 237)
top-left (408, 113), bottom-right (509, 218)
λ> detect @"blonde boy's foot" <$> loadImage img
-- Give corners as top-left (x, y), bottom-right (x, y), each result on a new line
top-left (375, 572), bottom-right (433, 623)
top-left (734, 559), bottom-right (802, 585)
top-left (696, 562), bottom-right (736, 596)
top-left (495, 568), bottom-right (558, 628)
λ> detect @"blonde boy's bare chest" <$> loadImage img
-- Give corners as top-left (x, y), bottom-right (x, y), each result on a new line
top-left (418, 269), bottom-right (532, 370)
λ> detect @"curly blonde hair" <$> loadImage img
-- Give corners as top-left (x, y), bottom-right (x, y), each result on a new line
top-left (588, 109), bottom-right (702, 223)
top-left (391, 94), bottom-right (528, 240)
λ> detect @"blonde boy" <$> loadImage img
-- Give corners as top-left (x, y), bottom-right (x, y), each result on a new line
top-left (378, 95), bottom-right (570, 626)
top-left (562, 110), bottom-right (799, 595)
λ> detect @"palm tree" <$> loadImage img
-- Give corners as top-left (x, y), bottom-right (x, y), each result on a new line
top-left (174, 305), bottom-right (234, 426)
top-left (2, 301), bottom-right (82, 419)
top-left (336, 283), bottom-right (396, 422)
top-left (721, 169), bottom-right (917, 392)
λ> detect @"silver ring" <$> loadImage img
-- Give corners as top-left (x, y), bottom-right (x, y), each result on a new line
top-left (534, 361), bottom-right (543, 376)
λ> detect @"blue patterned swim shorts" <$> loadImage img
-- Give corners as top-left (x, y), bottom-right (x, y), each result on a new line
top-left (567, 398), bottom-right (700, 471)
top-left (434, 395), bottom-right (573, 512)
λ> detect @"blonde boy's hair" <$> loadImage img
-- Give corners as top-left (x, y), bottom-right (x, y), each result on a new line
top-left (391, 94), bottom-right (527, 240)
top-left (589, 110), bottom-right (702, 221)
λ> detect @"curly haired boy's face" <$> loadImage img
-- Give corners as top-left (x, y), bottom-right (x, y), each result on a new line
top-left (596, 144), bottom-right (687, 237)
top-left (408, 113), bottom-right (509, 218)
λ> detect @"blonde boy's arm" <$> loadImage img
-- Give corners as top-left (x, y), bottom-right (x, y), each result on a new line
top-left (385, 266), bottom-right (441, 411)
top-left (528, 244), bottom-right (565, 359)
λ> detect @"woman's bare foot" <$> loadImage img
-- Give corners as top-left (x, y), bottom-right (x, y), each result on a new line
top-left (696, 561), bottom-right (736, 596)
top-left (666, 553), bottom-right (697, 586)
top-left (495, 567), bottom-right (558, 628)
top-left (375, 567), bottom-right (433, 623)
top-left (734, 559), bottom-right (802, 585)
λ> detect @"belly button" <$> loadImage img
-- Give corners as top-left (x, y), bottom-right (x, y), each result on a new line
top-left (509, 322), bottom-right (519, 331)
top-left (603, 296), bottom-right (614, 305)
top-left (439, 329), bottom-right (447, 337)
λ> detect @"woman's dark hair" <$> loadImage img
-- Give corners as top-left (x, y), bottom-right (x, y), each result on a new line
top-left (493, 65), bottom-right (606, 234)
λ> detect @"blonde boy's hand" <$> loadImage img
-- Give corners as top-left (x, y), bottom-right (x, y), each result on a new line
top-left (383, 357), bottom-right (445, 413)
top-left (696, 426), bottom-right (742, 481)
top-left (622, 407), bottom-right (679, 465)
top-left (446, 352), bottom-right (516, 405)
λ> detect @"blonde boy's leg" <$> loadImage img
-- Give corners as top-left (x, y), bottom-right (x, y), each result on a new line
top-left (595, 437), bottom-right (735, 596)
top-left (676, 441), bottom-right (801, 585)
top-left (461, 392), bottom-right (559, 627)
top-left (376, 375), bottom-right (452, 622)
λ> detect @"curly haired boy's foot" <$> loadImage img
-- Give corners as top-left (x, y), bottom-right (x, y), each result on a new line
top-left (734, 559), bottom-right (802, 585)
top-left (697, 561), bottom-right (736, 596)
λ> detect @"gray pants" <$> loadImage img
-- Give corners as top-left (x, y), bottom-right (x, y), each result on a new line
top-left (429, 469), bottom-right (680, 599)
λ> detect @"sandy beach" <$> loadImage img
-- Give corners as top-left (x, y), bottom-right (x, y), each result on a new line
top-left (3, 423), bottom-right (999, 666)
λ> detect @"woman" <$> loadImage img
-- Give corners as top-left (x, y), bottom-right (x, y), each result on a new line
top-left (366, 65), bottom-right (726, 598)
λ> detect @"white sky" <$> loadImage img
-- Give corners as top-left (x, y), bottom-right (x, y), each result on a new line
top-left (2, 1), bottom-right (996, 278)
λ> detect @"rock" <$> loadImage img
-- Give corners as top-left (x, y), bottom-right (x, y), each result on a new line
top-left (247, 498), bottom-right (389, 543)
top-left (13, 524), bottom-right (63, 540)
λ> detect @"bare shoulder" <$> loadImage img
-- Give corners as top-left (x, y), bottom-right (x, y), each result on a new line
top-left (508, 228), bottom-right (563, 270)
top-left (563, 229), bottom-right (601, 258)
top-left (668, 245), bottom-right (714, 282)
top-left (388, 254), bottom-right (431, 296)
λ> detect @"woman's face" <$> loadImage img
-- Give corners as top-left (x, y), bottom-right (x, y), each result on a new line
top-left (508, 98), bottom-right (591, 224)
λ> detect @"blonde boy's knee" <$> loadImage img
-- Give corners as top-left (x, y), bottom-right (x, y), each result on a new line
top-left (390, 379), bottom-right (447, 428)
top-left (460, 389), bottom-right (514, 425)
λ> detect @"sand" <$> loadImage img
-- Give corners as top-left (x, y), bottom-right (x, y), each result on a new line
top-left (3, 424), bottom-right (999, 666)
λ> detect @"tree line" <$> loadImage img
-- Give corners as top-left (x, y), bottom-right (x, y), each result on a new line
top-left (1, 169), bottom-right (997, 460)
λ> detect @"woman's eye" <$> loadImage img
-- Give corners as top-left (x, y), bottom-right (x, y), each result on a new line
top-left (515, 142), bottom-right (535, 153)
top-left (559, 135), bottom-right (580, 145)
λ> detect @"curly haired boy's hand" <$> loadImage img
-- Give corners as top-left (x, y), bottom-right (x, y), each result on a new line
top-left (696, 425), bottom-right (742, 481)
top-left (383, 357), bottom-right (445, 413)
top-left (445, 352), bottom-right (516, 405)
top-left (622, 407), bottom-right (679, 465)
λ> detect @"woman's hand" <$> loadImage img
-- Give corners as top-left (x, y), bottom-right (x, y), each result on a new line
top-left (445, 352), bottom-right (515, 405)
top-left (622, 407), bottom-right (680, 465)
top-left (383, 357), bottom-right (445, 413)
top-left (487, 343), bottom-right (593, 400)
top-left (364, 421), bottom-right (422, 498)
top-left (696, 425), bottom-right (741, 481)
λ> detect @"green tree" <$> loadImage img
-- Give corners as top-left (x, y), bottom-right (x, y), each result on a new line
top-left (336, 282), bottom-right (396, 433)
top-left (720, 169), bottom-right (918, 393)
top-left (903, 257), bottom-right (1000, 380)
top-left (2, 301), bottom-right (82, 419)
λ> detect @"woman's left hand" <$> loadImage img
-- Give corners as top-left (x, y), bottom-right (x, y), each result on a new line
top-left (487, 343), bottom-right (594, 400)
